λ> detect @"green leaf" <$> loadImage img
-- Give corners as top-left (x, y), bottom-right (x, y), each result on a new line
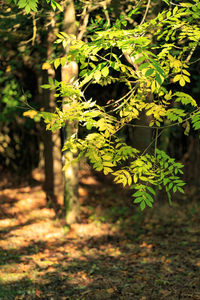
top-left (132, 191), bottom-right (144, 197)
top-left (166, 11), bottom-right (171, 18)
top-left (140, 201), bottom-right (146, 211)
top-left (51, 0), bottom-right (56, 10)
top-left (18, 0), bottom-right (26, 8)
top-left (168, 182), bottom-right (173, 190)
top-left (25, 5), bottom-right (31, 13)
top-left (144, 192), bottom-right (154, 203)
top-left (145, 68), bottom-right (154, 76)
top-left (134, 197), bottom-right (143, 203)
top-left (55, 1), bottom-right (63, 11)
top-left (155, 73), bottom-right (162, 86)
top-left (138, 63), bottom-right (150, 71)
top-left (167, 191), bottom-right (172, 205)
top-left (41, 84), bottom-right (51, 89)
top-left (146, 186), bottom-right (156, 195)
top-left (134, 56), bottom-right (146, 64)
top-left (177, 187), bottom-right (184, 193)
top-left (145, 199), bottom-right (153, 207)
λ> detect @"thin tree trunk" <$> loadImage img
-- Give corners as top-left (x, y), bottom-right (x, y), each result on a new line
top-left (62, 0), bottom-right (80, 224)
top-left (38, 17), bottom-right (64, 209)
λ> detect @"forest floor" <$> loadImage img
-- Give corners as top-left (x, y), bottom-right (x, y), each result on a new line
top-left (0, 166), bottom-right (200, 300)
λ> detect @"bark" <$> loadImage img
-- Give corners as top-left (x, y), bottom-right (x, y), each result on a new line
top-left (62, 0), bottom-right (80, 224)
top-left (38, 17), bottom-right (64, 208)
top-left (123, 0), bottom-right (162, 153)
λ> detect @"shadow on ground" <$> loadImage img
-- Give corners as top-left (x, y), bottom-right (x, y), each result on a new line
top-left (0, 170), bottom-right (200, 299)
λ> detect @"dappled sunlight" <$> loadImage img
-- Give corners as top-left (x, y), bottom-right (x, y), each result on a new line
top-left (1, 0), bottom-right (200, 298)
top-left (0, 170), bottom-right (200, 299)
top-left (0, 218), bottom-right (17, 228)
top-left (68, 223), bottom-right (115, 238)
top-left (0, 271), bottom-right (27, 284)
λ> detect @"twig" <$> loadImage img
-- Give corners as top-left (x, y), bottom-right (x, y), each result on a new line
top-left (170, 1), bottom-right (184, 6)
top-left (125, 107), bottom-right (200, 130)
top-left (77, 0), bottom-right (111, 40)
top-left (32, 13), bottom-right (37, 45)
top-left (103, 2), bottom-right (110, 27)
top-left (140, 0), bottom-right (151, 25)
top-left (142, 129), bottom-right (164, 156)
top-left (77, 10), bottom-right (89, 40)
top-left (185, 39), bottom-right (200, 63)
top-left (104, 89), bottom-right (134, 108)
top-left (20, 13), bottom-right (37, 45)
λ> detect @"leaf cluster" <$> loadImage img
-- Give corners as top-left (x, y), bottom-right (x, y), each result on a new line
top-left (26, 1), bottom-right (200, 209)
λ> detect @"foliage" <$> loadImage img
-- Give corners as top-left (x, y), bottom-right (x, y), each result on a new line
top-left (0, 73), bottom-right (31, 123)
top-left (19, 0), bottom-right (200, 209)
top-left (9, 0), bottom-right (63, 13)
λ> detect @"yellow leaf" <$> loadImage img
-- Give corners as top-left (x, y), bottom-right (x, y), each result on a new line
top-left (102, 66), bottom-right (109, 77)
top-left (102, 155), bottom-right (113, 160)
top-left (103, 167), bottom-right (113, 175)
top-left (121, 65), bottom-right (126, 72)
top-left (94, 70), bottom-right (101, 82)
top-left (6, 66), bottom-right (11, 72)
top-left (42, 62), bottom-right (51, 70)
top-left (173, 60), bottom-right (182, 69)
top-left (54, 58), bottom-right (60, 69)
top-left (134, 174), bottom-right (138, 183)
top-left (23, 110), bottom-right (38, 119)
top-left (103, 161), bottom-right (114, 167)
top-left (104, 130), bottom-right (110, 138)
top-left (128, 175), bottom-right (132, 186)
top-left (182, 69), bottom-right (190, 76)
top-left (173, 74), bottom-right (181, 82)
top-left (164, 90), bottom-right (172, 100)
top-left (168, 54), bottom-right (173, 61)
top-left (179, 77), bottom-right (185, 86)
top-left (183, 75), bottom-right (190, 83)
top-left (90, 56), bottom-right (98, 61)
top-left (107, 288), bottom-right (115, 294)
top-left (151, 81), bottom-right (156, 93)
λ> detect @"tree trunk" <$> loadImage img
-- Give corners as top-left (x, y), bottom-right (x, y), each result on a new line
top-left (62, 0), bottom-right (80, 224)
top-left (38, 17), bottom-right (64, 209)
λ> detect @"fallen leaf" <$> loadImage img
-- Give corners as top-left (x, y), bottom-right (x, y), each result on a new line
top-left (107, 288), bottom-right (115, 294)
top-left (35, 289), bottom-right (42, 297)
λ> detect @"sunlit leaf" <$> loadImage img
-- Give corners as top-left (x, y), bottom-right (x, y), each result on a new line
top-left (101, 67), bottom-right (109, 77)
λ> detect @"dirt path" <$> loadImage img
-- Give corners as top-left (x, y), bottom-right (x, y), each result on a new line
top-left (0, 170), bottom-right (200, 299)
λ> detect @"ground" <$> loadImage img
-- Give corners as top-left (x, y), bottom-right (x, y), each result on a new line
top-left (0, 167), bottom-right (200, 300)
